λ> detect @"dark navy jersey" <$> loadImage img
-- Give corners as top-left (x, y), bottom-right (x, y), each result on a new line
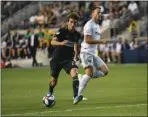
top-left (52, 26), bottom-right (81, 61)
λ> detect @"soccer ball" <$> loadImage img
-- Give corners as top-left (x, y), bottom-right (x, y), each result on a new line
top-left (43, 95), bottom-right (56, 107)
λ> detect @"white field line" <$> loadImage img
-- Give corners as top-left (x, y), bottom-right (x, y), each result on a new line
top-left (2, 103), bottom-right (147, 116)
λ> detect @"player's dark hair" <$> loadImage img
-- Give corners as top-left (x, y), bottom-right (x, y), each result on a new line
top-left (67, 12), bottom-right (80, 21)
top-left (91, 6), bottom-right (101, 13)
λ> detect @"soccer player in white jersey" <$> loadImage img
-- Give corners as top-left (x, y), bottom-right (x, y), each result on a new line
top-left (73, 6), bottom-right (109, 104)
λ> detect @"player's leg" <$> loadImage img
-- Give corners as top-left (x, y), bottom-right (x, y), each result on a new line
top-left (92, 55), bottom-right (109, 78)
top-left (48, 77), bottom-right (58, 96)
top-left (70, 67), bottom-right (79, 98)
top-left (73, 53), bottom-right (94, 104)
top-left (48, 59), bottom-right (62, 96)
top-left (63, 60), bottom-right (79, 98)
top-left (62, 60), bottom-right (88, 101)
top-left (78, 66), bottom-right (93, 96)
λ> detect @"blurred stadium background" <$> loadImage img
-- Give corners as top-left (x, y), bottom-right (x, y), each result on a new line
top-left (1, 1), bottom-right (147, 116)
top-left (1, 1), bottom-right (148, 68)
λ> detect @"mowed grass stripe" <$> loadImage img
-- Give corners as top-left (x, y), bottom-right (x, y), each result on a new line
top-left (2, 103), bottom-right (147, 116)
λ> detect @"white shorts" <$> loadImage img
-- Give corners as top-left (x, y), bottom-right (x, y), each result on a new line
top-left (80, 52), bottom-right (107, 68)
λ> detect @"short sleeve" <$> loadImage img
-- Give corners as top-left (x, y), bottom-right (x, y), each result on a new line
top-left (84, 23), bottom-right (92, 36)
top-left (53, 28), bottom-right (62, 41)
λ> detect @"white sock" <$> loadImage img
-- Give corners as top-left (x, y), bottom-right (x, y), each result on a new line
top-left (92, 70), bottom-right (105, 78)
top-left (78, 74), bottom-right (91, 96)
top-left (78, 74), bottom-right (83, 81)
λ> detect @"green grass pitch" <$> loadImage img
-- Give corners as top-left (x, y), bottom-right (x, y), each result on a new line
top-left (1, 64), bottom-right (147, 116)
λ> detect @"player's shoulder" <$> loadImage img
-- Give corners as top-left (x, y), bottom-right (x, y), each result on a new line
top-left (57, 27), bottom-right (65, 33)
top-left (84, 19), bottom-right (94, 29)
top-left (85, 19), bottom-right (93, 26)
top-left (74, 29), bottom-right (81, 35)
top-left (60, 26), bottom-right (71, 34)
top-left (55, 27), bottom-right (67, 36)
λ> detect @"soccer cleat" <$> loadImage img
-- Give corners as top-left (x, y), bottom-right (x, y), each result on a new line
top-left (73, 95), bottom-right (83, 105)
top-left (82, 97), bottom-right (88, 100)
top-left (73, 96), bottom-right (88, 101)
top-left (47, 92), bottom-right (51, 97)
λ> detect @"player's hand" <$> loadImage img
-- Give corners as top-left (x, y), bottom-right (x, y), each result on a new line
top-left (60, 40), bottom-right (68, 46)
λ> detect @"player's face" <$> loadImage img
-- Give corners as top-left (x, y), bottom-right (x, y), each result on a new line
top-left (67, 18), bottom-right (77, 31)
top-left (93, 8), bottom-right (102, 21)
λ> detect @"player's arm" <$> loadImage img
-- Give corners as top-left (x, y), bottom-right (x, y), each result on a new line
top-left (84, 23), bottom-right (107, 44)
top-left (84, 35), bottom-right (107, 44)
top-left (74, 42), bottom-right (79, 61)
top-left (51, 29), bottom-right (68, 46)
top-left (51, 37), bottom-right (68, 46)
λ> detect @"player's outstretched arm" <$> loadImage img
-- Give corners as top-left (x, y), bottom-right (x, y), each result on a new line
top-left (84, 35), bottom-right (107, 44)
top-left (74, 42), bottom-right (79, 61)
top-left (51, 37), bottom-right (68, 46)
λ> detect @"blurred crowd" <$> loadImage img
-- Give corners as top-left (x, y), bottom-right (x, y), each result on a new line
top-left (1, 26), bottom-right (147, 67)
top-left (1, 27), bottom-right (55, 67)
top-left (1, 1), bottom-right (32, 21)
top-left (2, 1), bottom-right (144, 39)
top-left (3, 1), bottom-right (141, 36)
top-left (19, 1), bottom-right (140, 39)
top-left (97, 38), bottom-right (148, 64)
top-left (1, 1), bottom-right (147, 68)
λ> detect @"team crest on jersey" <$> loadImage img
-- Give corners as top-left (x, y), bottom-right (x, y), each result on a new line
top-left (87, 59), bottom-right (91, 63)
top-left (95, 32), bottom-right (100, 35)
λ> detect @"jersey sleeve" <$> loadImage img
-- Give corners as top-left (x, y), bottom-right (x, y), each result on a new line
top-left (53, 28), bottom-right (63, 41)
top-left (84, 22), bottom-right (92, 36)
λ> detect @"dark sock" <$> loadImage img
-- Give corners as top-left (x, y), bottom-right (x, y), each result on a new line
top-left (49, 83), bottom-right (54, 95)
top-left (72, 76), bottom-right (79, 98)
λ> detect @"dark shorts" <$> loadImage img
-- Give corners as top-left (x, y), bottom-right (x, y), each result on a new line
top-left (50, 59), bottom-right (78, 78)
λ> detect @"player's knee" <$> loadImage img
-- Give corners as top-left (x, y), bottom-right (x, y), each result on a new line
top-left (85, 71), bottom-right (93, 77)
top-left (100, 66), bottom-right (109, 76)
top-left (70, 68), bottom-right (78, 77)
top-left (85, 66), bottom-right (94, 77)
top-left (86, 72), bottom-right (93, 77)
top-left (85, 68), bottom-right (93, 77)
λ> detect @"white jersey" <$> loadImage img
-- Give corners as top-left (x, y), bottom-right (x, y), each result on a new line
top-left (81, 19), bottom-right (101, 55)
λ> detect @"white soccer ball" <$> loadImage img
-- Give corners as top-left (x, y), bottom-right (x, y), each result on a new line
top-left (43, 95), bottom-right (56, 107)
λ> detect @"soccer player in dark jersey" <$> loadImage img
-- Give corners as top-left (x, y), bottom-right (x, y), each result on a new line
top-left (46, 12), bottom-right (82, 104)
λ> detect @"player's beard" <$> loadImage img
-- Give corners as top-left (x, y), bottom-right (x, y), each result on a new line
top-left (98, 19), bottom-right (103, 25)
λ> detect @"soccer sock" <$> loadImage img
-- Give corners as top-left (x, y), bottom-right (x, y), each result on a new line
top-left (78, 74), bottom-right (83, 81)
top-left (78, 74), bottom-right (91, 96)
top-left (72, 76), bottom-right (79, 98)
top-left (49, 83), bottom-right (54, 95)
top-left (92, 70), bottom-right (105, 78)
